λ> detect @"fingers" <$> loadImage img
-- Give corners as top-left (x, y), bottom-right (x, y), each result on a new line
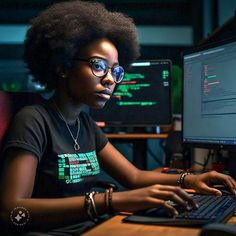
top-left (125, 185), bottom-right (198, 215)
top-left (148, 198), bottom-right (179, 216)
top-left (160, 185), bottom-right (198, 209)
top-left (198, 171), bottom-right (236, 196)
top-left (196, 183), bottom-right (222, 196)
top-left (151, 186), bottom-right (198, 212)
top-left (206, 171), bottom-right (236, 195)
top-left (161, 199), bottom-right (179, 216)
top-left (222, 176), bottom-right (236, 195)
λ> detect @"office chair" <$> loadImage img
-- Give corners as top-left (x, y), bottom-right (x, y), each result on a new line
top-left (0, 91), bottom-right (43, 146)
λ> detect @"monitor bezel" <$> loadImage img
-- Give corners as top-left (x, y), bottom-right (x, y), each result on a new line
top-left (182, 36), bottom-right (236, 150)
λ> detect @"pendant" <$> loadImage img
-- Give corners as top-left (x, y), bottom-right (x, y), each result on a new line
top-left (74, 141), bottom-right (80, 151)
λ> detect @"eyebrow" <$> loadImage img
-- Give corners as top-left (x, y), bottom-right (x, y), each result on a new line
top-left (89, 56), bottom-right (119, 67)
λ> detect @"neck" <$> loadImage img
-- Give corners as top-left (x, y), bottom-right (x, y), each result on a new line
top-left (52, 93), bottom-right (83, 125)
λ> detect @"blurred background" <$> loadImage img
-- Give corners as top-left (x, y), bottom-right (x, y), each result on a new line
top-left (1, 0), bottom-right (236, 113)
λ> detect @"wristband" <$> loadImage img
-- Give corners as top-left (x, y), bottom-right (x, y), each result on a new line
top-left (108, 187), bottom-right (114, 214)
top-left (105, 189), bottom-right (109, 212)
top-left (105, 187), bottom-right (115, 215)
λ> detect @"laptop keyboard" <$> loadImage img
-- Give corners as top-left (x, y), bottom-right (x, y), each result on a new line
top-left (175, 195), bottom-right (236, 221)
top-left (123, 194), bottom-right (236, 226)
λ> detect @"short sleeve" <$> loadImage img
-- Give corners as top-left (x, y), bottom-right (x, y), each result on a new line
top-left (2, 105), bottom-right (47, 161)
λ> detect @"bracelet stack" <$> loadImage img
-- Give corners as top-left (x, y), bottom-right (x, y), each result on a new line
top-left (84, 185), bottom-right (116, 222)
top-left (177, 172), bottom-right (193, 188)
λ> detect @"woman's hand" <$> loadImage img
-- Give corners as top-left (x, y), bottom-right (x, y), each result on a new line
top-left (184, 171), bottom-right (236, 196)
top-left (112, 184), bottom-right (198, 216)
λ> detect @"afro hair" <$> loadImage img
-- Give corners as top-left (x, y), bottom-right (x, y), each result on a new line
top-left (24, 0), bottom-right (140, 90)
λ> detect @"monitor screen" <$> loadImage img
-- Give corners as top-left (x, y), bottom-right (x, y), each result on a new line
top-left (182, 37), bottom-right (236, 149)
top-left (90, 60), bottom-right (172, 127)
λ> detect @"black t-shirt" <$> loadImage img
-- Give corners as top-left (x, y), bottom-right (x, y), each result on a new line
top-left (2, 101), bottom-right (108, 198)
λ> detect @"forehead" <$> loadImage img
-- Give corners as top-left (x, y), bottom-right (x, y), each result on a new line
top-left (76, 38), bottom-right (118, 61)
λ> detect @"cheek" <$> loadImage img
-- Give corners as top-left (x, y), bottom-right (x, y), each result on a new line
top-left (70, 76), bottom-right (95, 96)
top-left (68, 66), bottom-right (95, 92)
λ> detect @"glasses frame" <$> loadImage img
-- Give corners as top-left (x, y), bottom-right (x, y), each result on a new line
top-left (73, 57), bottom-right (124, 83)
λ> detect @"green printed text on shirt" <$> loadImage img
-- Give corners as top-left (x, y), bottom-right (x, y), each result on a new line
top-left (57, 150), bottom-right (100, 184)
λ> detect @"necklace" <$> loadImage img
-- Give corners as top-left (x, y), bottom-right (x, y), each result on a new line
top-left (52, 99), bottom-right (80, 151)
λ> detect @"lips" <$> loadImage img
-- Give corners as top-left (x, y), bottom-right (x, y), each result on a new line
top-left (96, 88), bottom-right (112, 96)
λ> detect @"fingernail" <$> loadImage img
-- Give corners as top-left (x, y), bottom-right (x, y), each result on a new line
top-left (174, 210), bottom-right (179, 216)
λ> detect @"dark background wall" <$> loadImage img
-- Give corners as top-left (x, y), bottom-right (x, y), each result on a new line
top-left (1, 0), bottom-right (236, 112)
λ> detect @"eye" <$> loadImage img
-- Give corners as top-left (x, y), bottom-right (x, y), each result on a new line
top-left (112, 67), bottom-right (119, 77)
top-left (112, 66), bottom-right (123, 77)
top-left (92, 59), bottom-right (107, 72)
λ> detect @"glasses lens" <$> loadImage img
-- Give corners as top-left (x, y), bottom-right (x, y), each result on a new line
top-left (112, 66), bottom-right (124, 83)
top-left (90, 58), bottom-right (124, 83)
top-left (91, 59), bottom-right (107, 77)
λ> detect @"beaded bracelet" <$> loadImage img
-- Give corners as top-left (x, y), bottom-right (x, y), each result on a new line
top-left (177, 172), bottom-right (192, 188)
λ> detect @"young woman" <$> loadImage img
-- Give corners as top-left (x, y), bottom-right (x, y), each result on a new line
top-left (0, 1), bottom-right (235, 235)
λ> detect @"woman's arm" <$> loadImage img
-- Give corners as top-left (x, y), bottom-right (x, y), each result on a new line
top-left (0, 146), bottom-right (197, 231)
top-left (98, 142), bottom-right (181, 188)
top-left (98, 142), bottom-right (236, 195)
top-left (0, 149), bottom-right (107, 230)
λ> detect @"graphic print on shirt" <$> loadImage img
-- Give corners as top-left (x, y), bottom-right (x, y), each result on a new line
top-left (57, 150), bottom-right (100, 184)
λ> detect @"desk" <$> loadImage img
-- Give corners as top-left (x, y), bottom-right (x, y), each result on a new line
top-left (106, 133), bottom-right (168, 169)
top-left (82, 214), bottom-right (236, 236)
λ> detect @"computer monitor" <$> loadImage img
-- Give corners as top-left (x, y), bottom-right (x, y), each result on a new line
top-left (90, 59), bottom-right (172, 128)
top-left (182, 37), bottom-right (236, 149)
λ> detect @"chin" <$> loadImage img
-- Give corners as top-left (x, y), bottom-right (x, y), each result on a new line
top-left (91, 101), bottom-right (107, 109)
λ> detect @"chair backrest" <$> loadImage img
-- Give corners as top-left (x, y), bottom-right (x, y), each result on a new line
top-left (0, 91), bottom-right (43, 146)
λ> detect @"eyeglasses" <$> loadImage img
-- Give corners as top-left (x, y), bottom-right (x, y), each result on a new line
top-left (73, 57), bottom-right (125, 83)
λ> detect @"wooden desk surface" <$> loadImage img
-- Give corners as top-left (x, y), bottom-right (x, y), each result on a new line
top-left (82, 215), bottom-right (236, 236)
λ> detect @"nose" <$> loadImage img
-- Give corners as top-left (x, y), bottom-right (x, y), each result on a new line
top-left (101, 69), bottom-right (115, 85)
